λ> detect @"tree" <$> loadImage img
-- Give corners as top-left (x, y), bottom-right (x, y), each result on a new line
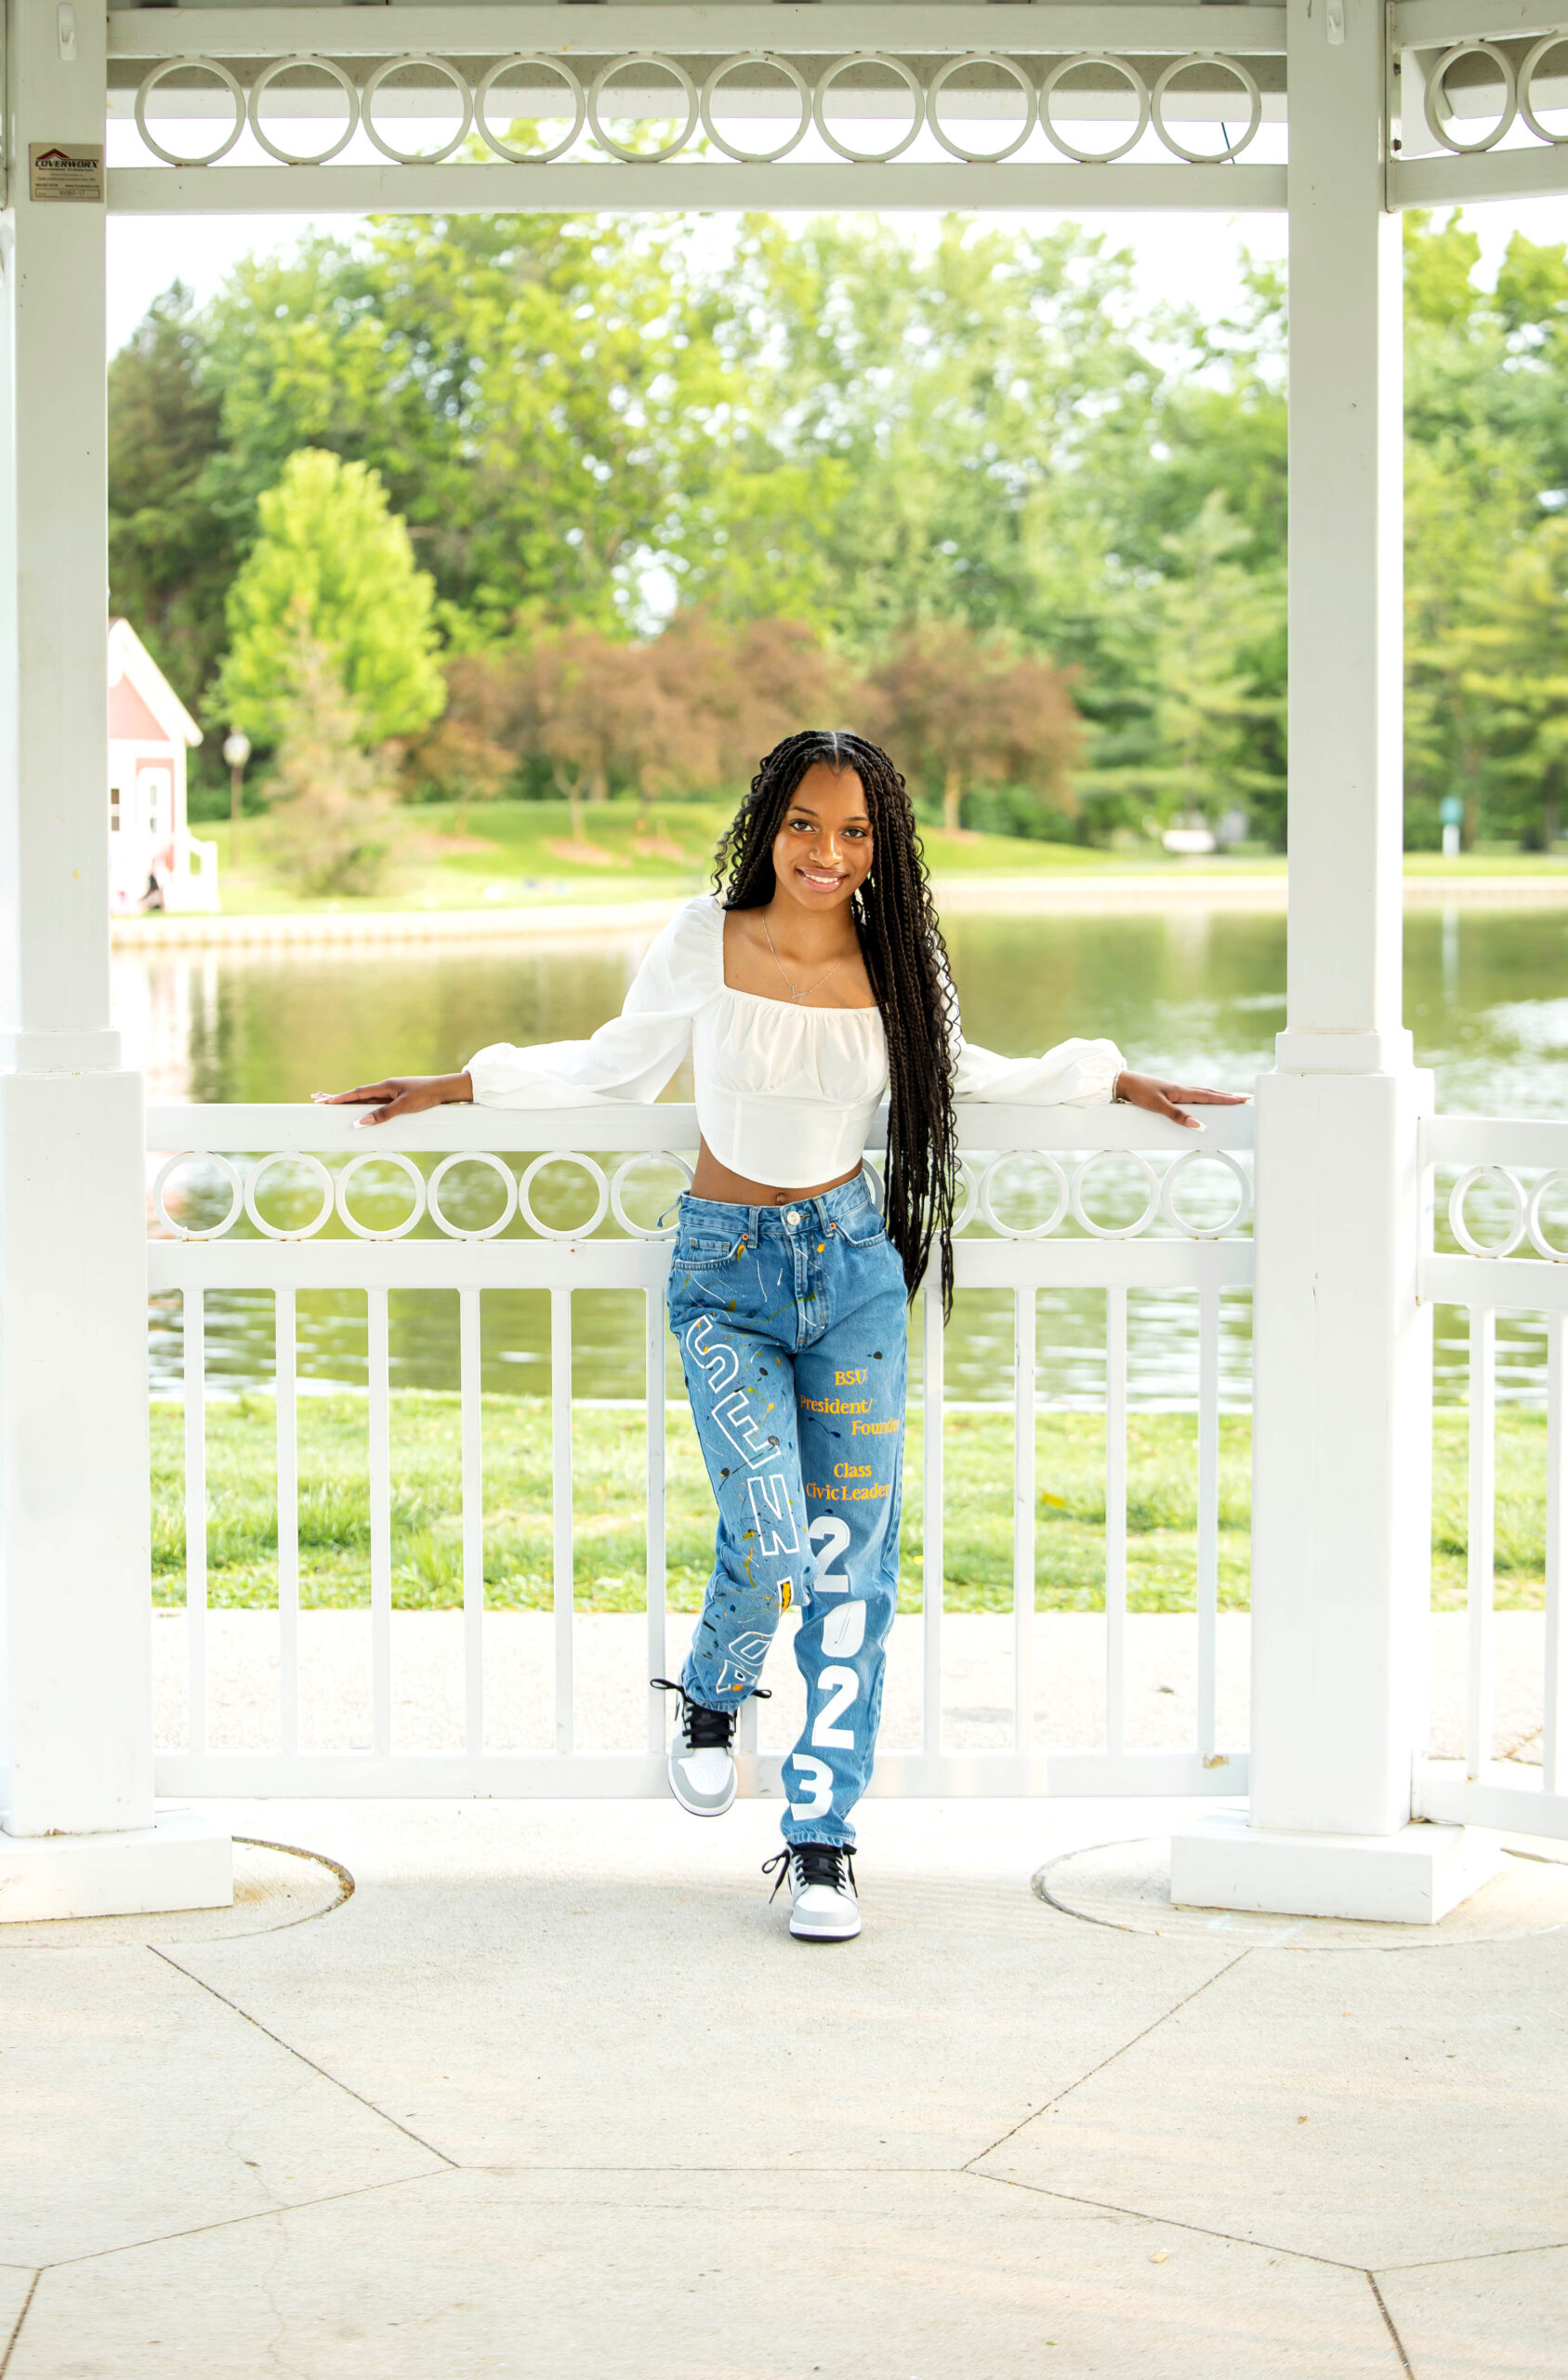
top-left (864, 622), bottom-right (1081, 834)
top-left (108, 284), bottom-right (236, 710)
top-left (516, 628), bottom-right (678, 849)
top-left (1455, 516), bottom-right (1568, 851)
top-left (1113, 495), bottom-right (1286, 839)
top-left (266, 630), bottom-right (402, 896)
top-left (217, 449), bottom-right (443, 746)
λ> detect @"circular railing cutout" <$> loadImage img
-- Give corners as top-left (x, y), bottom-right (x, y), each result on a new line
top-left (248, 57), bottom-right (361, 166)
top-left (244, 1152), bottom-right (336, 1241)
top-left (813, 54), bottom-right (925, 163)
top-left (1151, 55), bottom-right (1261, 163)
top-left (135, 60), bottom-right (246, 166)
top-left (152, 1153), bottom-right (244, 1242)
top-left (929, 54), bottom-right (1037, 163)
top-left (1448, 1164), bottom-right (1526, 1259)
top-left (336, 1151), bottom-right (428, 1241)
top-left (426, 1152), bottom-right (519, 1241)
top-left (1424, 41), bottom-right (1518, 154)
top-left (361, 55), bottom-right (473, 165)
top-left (1039, 54), bottom-right (1150, 164)
top-left (475, 55), bottom-right (586, 161)
top-left (700, 53), bottom-right (811, 162)
top-left (588, 55), bottom-right (698, 161)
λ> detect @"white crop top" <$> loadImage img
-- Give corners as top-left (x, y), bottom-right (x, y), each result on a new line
top-left (466, 894), bottom-right (1124, 1189)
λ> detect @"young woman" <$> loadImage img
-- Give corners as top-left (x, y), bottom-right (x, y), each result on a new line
top-left (318, 730), bottom-right (1242, 1943)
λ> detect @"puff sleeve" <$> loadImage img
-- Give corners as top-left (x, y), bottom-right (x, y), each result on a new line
top-left (466, 896), bottom-right (717, 1109)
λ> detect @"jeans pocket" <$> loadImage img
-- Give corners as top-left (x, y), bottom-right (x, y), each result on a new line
top-left (837, 1206), bottom-right (886, 1249)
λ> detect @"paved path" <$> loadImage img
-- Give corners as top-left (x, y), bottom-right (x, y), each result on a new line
top-left (152, 1608), bottom-right (1548, 1766)
top-left (2, 1790), bottom-right (1564, 2375)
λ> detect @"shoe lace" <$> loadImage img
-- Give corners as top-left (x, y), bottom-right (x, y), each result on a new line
top-left (651, 1676), bottom-right (767, 1752)
top-left (762, 1843), bottom-right (855, 1901)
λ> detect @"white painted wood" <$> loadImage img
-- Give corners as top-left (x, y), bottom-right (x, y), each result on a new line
top-left (551, 1287), bottom-right (573, 1754)
top-left (1392, 145), bottom-right (1568, 207)
top-left (1391, 0), bottom-right (1568, 51)
top-left (107, 160), bottom-right (1288, 218)
top-left (0, 0), bottom-right (116, 1067)
top-left (184, 1289), bottom-right (207, 1758)
top-left (1275, 0), bottom-right (1407, 1064)
top-left (645, 1289), bottom-right (666, 1755)
top-left (368, 1290), bottom-right (393, 1756)
top-left (1415, 1759), bottom-right (1568, 1841)
top-left (275, 1288), bottom-right (299, 1757)
top-left (107, 6), bottom-right (1290, 63)
top-left (1466, 1306), bottom-right (1496, 1779)
top-left (921, 1284), bottom-right (944, 1757)
top-left (1104, 1286), bottom-right (1128, 1757)
top-left (1012, 1285), bottom-right (1036, 1752)
top-left (147, 1098), bottom-right (1255, 1157)
top-left (1546, 1315), bottom-right (1567, 1796)
top-left (459, 1288), bottom-right (484, 1758)
top-left (1196, 1253), bottom-right (1221, 1765)
top-left (155, 1746), bottom-right (1249, 1802)
top-left (1426, 1116), bottom-right (1568, 1170)
top-left (148, 1236), bottom-right (1254, 1297)
top-left (1423, 1254), bottom-right (1568, 1313)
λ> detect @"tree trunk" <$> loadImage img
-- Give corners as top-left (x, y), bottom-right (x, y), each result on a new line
top-left (586, 765), bottom-right (608, 805)
top-left (943, 768), bottom-right (963, 835)
top-left (1545, 781), bottom-right (1561, 855)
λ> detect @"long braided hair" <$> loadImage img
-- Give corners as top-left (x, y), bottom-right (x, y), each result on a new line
top-left (714, 729), bottom-right (961, 1311)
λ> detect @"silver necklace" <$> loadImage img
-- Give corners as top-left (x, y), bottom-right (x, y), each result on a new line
top-left (761, 914), bottom-right (851, 1005)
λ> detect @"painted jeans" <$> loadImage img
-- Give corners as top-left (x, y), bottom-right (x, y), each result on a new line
top-left (666, 1171), bottom-right (908, 1849)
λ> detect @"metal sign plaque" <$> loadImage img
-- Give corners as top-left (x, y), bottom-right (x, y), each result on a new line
top-left (28, 143), bottom-right (104, 203)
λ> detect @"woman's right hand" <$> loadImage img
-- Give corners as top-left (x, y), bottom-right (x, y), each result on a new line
top-left (310, 1072), bottom-right (473, 1127)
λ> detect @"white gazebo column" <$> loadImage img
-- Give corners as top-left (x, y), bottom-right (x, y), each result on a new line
top-left (0, 0), bottom-right (229, 1915)
top-left (1169, 0), bottom-right (1497, 1923)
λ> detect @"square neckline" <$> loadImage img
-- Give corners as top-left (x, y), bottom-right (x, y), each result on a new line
top-left (715, 902), bottom-right (881, 1018)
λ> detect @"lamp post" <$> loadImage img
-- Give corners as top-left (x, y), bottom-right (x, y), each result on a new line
top-left (222, 731), bottom-right (251, 870)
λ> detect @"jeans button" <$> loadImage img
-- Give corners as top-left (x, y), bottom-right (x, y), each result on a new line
top-left (785, 1209), bottom-right (801, 1226)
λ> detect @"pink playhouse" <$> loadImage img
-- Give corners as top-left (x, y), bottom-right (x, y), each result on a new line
top-left (107, 618), bottom-right (218, 915)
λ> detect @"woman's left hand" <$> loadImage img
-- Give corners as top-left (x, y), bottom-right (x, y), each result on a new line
top-left (1113, 1072), bottom-right (1248, 1130)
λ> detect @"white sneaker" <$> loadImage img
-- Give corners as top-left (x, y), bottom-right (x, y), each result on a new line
top-left (652, 1677), bottom-right (737, 1818)
top-left (765, 1843), bottom-right (861, 1941)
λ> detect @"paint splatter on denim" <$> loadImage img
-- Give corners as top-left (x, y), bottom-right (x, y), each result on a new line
top-left (666, 1171), bottom-right (907, 1849)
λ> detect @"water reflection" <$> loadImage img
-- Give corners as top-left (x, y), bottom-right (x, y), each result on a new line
top-left (124, 900), bottom-right (1568, 1408)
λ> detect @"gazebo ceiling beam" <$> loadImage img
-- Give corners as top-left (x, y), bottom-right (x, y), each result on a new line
top-left (105, 159), bottom-right (1289, 214)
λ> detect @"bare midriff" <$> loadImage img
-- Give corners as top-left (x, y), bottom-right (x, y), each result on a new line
top-left (689, 1138), bottom-right (864, 1208)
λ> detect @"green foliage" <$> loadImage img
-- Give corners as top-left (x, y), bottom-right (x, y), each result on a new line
top-left (108, 284), bottom-right (237, 728)
top-left (264, 631), bottom-right (402, 897)
top-left (218, 449), bottom-right (443, 745)
top-left (108, 206), bottom-right (1568, 853)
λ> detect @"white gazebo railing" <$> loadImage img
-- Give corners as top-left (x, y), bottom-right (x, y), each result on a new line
top-left (1416, 1117), bottom-right (1568, 1844)
top-left (147, 1101), bottom-right (1254, 1802)
top-left (9, 0), bottom-right (1568, 1919)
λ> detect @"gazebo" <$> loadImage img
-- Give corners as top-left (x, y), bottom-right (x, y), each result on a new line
top-left (2, 0), bottom-right (1561, 1924)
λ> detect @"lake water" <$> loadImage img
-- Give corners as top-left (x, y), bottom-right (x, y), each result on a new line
top-left (124, 902), bottom-right (1568, 1409)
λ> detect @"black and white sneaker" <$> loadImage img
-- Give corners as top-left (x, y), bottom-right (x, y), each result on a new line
top-left (652, 1677), bottom-right (742, 1818)
top-left (763, 1843), bottom-right (861, 1941)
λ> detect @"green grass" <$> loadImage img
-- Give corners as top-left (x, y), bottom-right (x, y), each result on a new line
top-left (195, 800), bottom-right (1131, 918)
top-left (152, 1394), bottom-right (1541, 1615)
top-left (169, 800), bottom-right (1568, 923)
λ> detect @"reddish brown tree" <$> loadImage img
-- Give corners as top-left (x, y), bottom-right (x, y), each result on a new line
top-left (863, 623), bottom-right (1082, 835)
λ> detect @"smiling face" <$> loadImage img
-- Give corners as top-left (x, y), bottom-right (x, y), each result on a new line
top-left (770, 763), bottom-right (874, 915)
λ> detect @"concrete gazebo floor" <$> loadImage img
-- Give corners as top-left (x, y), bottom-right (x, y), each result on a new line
top-left (3, 1794), bottom-right (1565, 2376)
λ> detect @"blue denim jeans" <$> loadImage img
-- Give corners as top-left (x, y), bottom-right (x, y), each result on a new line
top-left (666, 1171), bottom-right (908, 1848)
